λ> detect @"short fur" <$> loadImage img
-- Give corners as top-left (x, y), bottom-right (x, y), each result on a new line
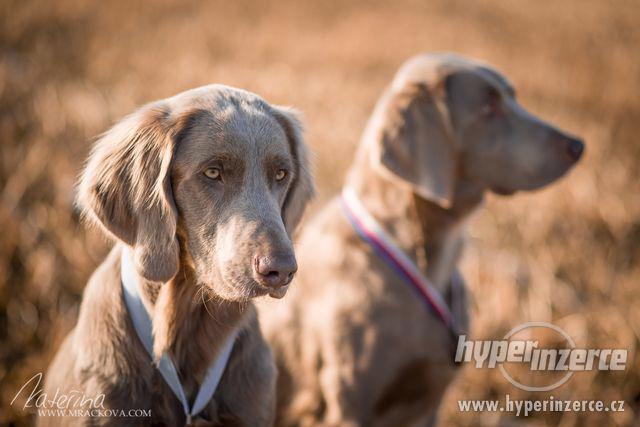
top-left (41, 85), bottom-right (314, 426)
top-left (258, 53), bottom-right (584, 426)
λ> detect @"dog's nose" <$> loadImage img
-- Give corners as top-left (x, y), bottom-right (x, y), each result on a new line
top-left (254, 253), bottom-right (298, 289)
top-left (566, 137), bottom-right (584, 161)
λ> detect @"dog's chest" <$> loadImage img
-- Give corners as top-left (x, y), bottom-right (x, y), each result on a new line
top-left (373, 352), bottom-right (459, 421)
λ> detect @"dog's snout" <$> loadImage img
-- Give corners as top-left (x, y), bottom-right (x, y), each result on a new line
top-left (565, 136), bottom-right (584, 161)
top-left (254, 253), bottom-right (298, 289)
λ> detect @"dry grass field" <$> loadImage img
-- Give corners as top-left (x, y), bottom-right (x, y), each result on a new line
top-left (1, 0), bottom-right (639, 425)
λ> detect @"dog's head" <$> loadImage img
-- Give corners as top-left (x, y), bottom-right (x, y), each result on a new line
top-left (368, 52), bottom-right (584, 207)
top-left (78, 85), bottom-right (314, 300)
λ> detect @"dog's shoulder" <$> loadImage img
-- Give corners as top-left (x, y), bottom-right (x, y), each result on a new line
top-left (75, 246), bottom-right (128, 346)
top-left (72, 246), bottom-right (156, 393)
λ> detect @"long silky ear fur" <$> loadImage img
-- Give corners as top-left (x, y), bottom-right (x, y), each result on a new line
top-left (77, 103), bottom-right (181, 282)
top-left (273, 106), bottom-right (315, 235)
top-left (374, 82), bottom-right (457, 208)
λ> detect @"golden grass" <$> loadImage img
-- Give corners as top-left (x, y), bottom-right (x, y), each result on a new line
top-left (1, 0), bottom-right (639, 424)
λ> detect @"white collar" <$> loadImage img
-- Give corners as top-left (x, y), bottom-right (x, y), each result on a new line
top-left (120, 246), bottom-right (237, 425)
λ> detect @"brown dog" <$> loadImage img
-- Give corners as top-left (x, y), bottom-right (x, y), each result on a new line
top-left (259, 53), bottom-right (584, 426)
top-left (41, 85), bottom-right (314, 426)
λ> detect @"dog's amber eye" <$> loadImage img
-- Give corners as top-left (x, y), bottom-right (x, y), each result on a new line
top-left (481, 90), bottom-right (501, 118)
top-left (204, 167), bottom-right (221, 180)
top-left (481, 103), bottom-right (495, 117)
top-left (275, 169), bottom-right (287, 181)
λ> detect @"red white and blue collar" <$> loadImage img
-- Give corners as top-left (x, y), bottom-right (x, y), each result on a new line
top-left (340, 186), bottom-right (460, 336)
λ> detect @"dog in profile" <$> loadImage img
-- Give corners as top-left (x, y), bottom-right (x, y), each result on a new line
top-left (259, 53), bottom-right (584, 426)
top-left (41, 85), bottom-right (314, 426)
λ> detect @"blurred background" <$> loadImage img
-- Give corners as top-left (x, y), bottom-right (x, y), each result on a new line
top-left (1, 0), bottom-right (638, 425)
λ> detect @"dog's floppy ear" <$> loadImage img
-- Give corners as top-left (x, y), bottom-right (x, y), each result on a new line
top-left (272, 106), bottom-right (315, 234)
top-left (373, 82), bottom-right (456, 208)
top-left (78, 102), bottom-right (184, 282)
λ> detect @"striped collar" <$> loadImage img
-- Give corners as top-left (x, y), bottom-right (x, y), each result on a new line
top-left (120, 246), bottom-right (237, 425)
top-left (340, 186), bottom-right (461, 337)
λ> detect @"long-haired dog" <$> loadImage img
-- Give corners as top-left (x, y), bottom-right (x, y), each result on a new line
top-left (42, 85), bottom-right (314, 426)
top-left (260, 53), bottom-right (583, 426)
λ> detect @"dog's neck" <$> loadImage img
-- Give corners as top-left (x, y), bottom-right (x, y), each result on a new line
top-left (346, 161), bottom-right (483, 292)
top-left (132, 253), bottom-right (247, 396)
